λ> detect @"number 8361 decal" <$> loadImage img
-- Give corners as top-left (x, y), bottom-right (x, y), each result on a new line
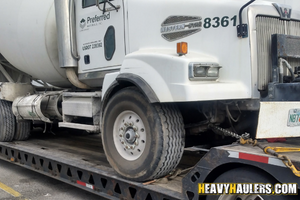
top-left (160, 15), bottom-right (238, 42)
top-left (203, 15), bottom-right (237, 29)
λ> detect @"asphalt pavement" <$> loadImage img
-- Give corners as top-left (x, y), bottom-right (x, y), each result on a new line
top-left (0, 159), bottom-right (107, 200)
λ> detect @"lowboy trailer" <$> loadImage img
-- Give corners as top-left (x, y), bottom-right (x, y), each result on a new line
top-left (0, 131), bottom-right (299, 200)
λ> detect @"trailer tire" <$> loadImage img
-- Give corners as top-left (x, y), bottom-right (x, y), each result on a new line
top-left (206, 167), bottom-right (295, 200)
top-left (14, 121), bottom-right (31, 141)
top-left (102, 88), bottom-right (185, 181)
top-left (0, 100), bottom-right (16, 142)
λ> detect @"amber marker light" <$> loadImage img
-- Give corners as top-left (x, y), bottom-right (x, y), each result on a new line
top-left (177, 42), bottom-right (188, 56)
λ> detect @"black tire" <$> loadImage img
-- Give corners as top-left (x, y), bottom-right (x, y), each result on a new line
top-left (14, 121), bottom-right (31, 141)
top-left (102, 88), bottom-right (185, 181)
top-left (206, 167), bottom-right (295, 200)
top-left (0, 100), bottom-right (15, 142)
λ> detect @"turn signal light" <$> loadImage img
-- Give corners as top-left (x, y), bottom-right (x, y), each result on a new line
top-left (177, 42), bottom-right (188, 56)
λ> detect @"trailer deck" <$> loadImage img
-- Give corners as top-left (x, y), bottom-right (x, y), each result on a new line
top-left (1, 130), bottom-right (300, 200)
top-left (0, 130), bottom-right (202, 200)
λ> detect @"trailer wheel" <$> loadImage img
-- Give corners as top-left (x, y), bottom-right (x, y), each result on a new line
top-left (0, 100), bottom-right (16, 142)
top-left (102, 88), bottom-right (185, 181)
top-left (206, 167), bottom-right (294, 200)
top-left (14, 121), bottom-right (31, 141)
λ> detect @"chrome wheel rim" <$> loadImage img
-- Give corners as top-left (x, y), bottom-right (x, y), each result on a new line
top-left (113, 110), bottom-right (146, 161)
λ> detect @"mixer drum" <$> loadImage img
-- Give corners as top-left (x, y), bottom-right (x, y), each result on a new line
top-left (0, 0), bottom-right (71, 87)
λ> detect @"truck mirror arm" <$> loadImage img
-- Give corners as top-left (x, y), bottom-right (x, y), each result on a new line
top-left (237, 0), bottom-right (256, 38)
top-left (96, 0), bottom-right (120, 14)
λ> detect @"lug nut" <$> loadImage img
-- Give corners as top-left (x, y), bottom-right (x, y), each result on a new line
top-left (121, 141), bottom-right (124, 144)
top-left (119, 134), bottom-right (123, 137)
top-left (130, 146), bottom-right (134, 149)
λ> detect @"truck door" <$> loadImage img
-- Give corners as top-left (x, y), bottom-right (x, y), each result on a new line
top-left (76, 0), bottom-right (125, 74)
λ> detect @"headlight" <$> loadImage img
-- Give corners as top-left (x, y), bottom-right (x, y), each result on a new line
top-left (207, 67), bottom-right (220, 77)
top-left (193, 65), bottom-right (208, 77)
top-left (189, 62), bottom-right (221, 81)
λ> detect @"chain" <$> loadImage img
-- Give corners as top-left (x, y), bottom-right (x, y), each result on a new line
top-left (209, 124), bottom-right (300, 177)
top-left (241, 138), bottom-right (300, 177)
top-left (145, 124), bottom-right (300, 186)
top-left (208, 124), bottom-right (250, 140)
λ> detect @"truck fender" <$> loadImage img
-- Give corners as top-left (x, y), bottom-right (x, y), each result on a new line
top-left (120, 49), bottom-right (185, 102)
top-left (116, 73), bottom-right (159, 103)
top-left (100, 72), bottom-right (159, 128)
top-left (119, 49), bottom-right (238, 102)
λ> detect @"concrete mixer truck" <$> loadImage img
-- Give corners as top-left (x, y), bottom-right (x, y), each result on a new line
top-left (1, 0), bottom-right (300, 187)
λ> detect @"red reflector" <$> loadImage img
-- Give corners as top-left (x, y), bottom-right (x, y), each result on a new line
top-left (76, 180), bottom-right (86, 187)
top-left (239, 153), bottom-right (269, 164)
top-left (267, 138), bottom-right (286, 143)
top-left (76, 180), bottom-right (94, 190)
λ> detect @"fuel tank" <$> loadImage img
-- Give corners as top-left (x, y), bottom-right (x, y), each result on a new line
top-left (0, 0), bottom-right (71, 87)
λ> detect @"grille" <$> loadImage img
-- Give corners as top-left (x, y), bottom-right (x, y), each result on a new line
top-left (161, 16), bottom-right (202, 42)
top-left (162, 29), bottom-right (200, 41)
top-left (162, 16), bottom-right (201, 25)
top-left (256, 16), bottom-right (300, 90)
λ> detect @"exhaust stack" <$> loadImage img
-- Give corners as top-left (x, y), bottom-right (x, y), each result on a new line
top-left (54, 0), bottom-right (78, 68)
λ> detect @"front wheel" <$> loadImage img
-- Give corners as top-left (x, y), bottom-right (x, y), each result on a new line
top-left (102, 88), bottom-right (185, 181)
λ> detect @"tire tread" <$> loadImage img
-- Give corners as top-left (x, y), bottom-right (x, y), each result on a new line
top-left (14, 121), bottom-right (31, 141)
top-left (152, 104), bottom-right (185, 179)
top-left (0, 100), bottom-right (15, 142)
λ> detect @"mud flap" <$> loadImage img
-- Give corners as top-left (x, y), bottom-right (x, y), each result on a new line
top-left (256, 102), bottom-right (300, 139)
